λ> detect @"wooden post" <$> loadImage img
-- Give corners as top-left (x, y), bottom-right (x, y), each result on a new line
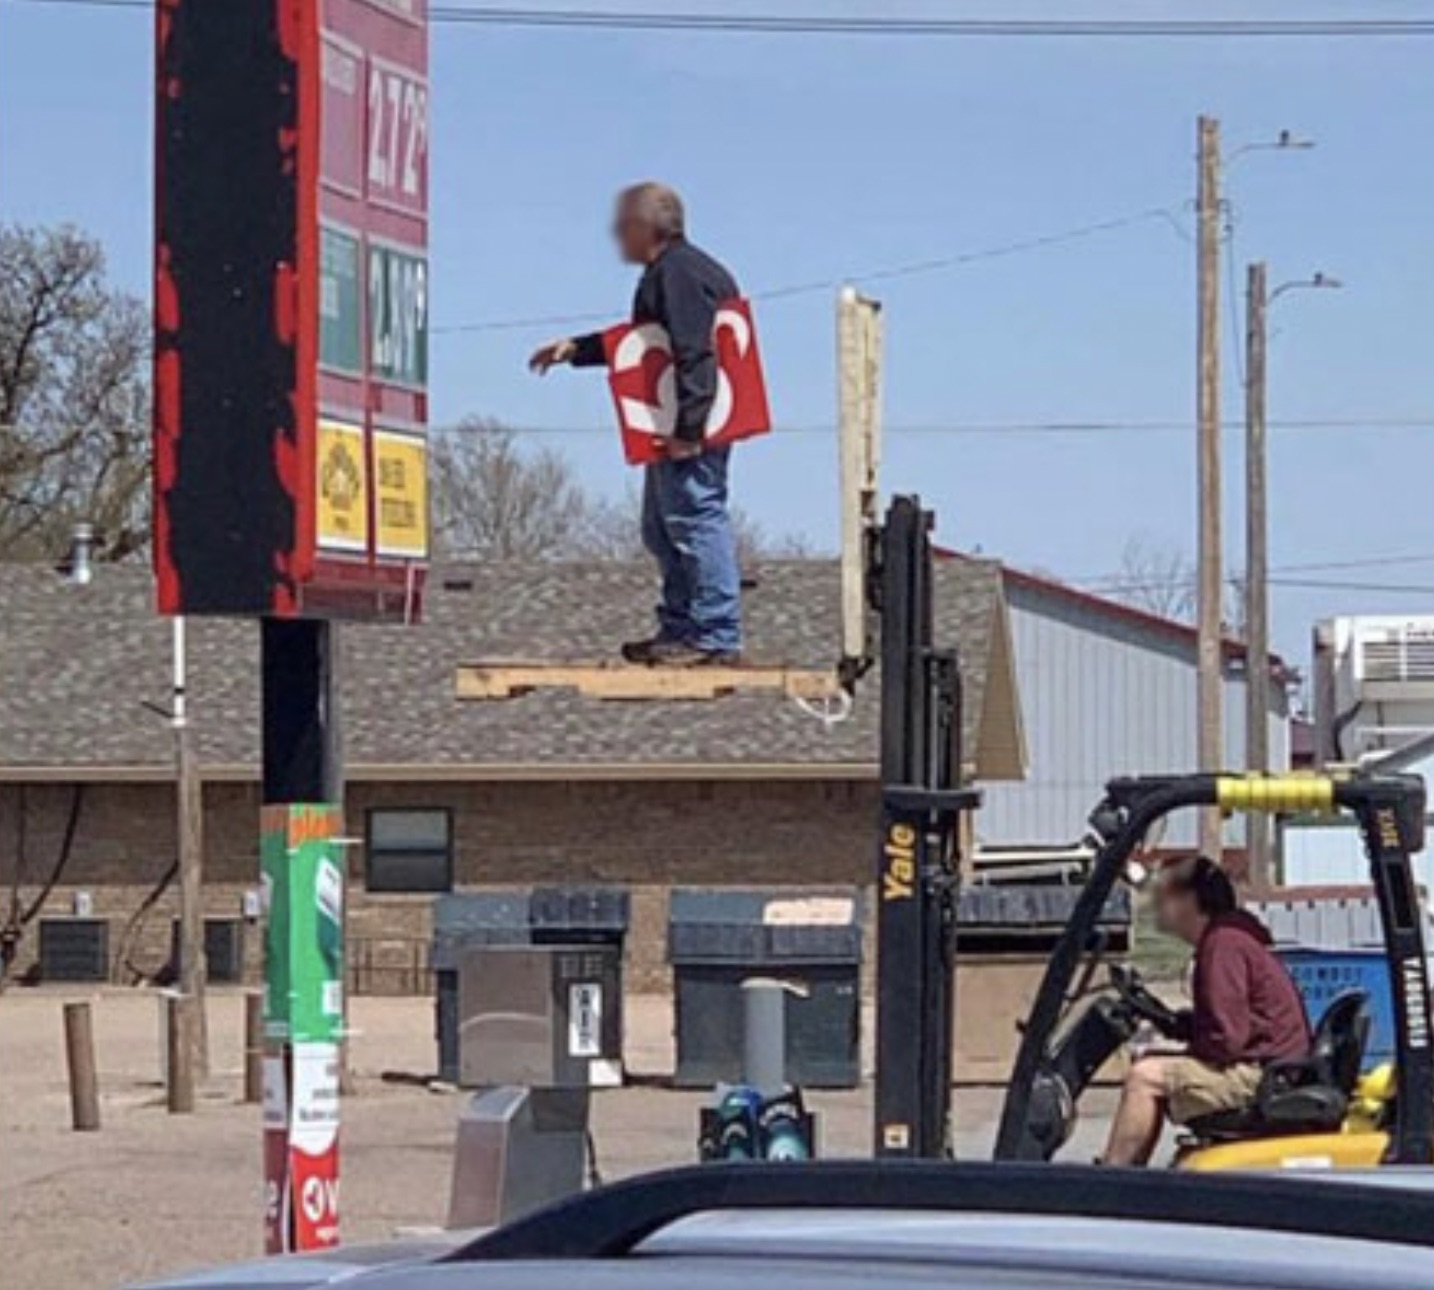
top-left (63, 1001), bottom-right (100, 1132)
top-left (167, 993), bottom-right (196, 1114)
top-left (174, 617), bottom-right (210, 1079)
top-left (244, 990), bottom-right (265, 1105)
top-left (1244, 261), bottom-right (1272, 887)
top-left (1196, 114), bottom-right (1224, 860)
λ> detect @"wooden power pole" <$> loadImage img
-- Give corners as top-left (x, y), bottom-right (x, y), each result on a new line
top-left (174, 617), bottom-right (208, 1085)
top-left (1196, 115), bottom-right (1224, 860)
top-left (1243, 261), bottom-right (1272, 887)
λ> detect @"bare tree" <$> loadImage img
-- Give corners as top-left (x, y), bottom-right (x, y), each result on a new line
top-left (433, 418), bottom-right (816, 562)
top-left (430, 417), bottom-right (596, 559)
top-left (1108, 535), bottom-right (1197, 622)
top-left (0, 224), bottom-right (149, 562)
top-left (1103, 535), bottom-right (1246, 634)
top-left (577, 481), bottom-right (813, 563)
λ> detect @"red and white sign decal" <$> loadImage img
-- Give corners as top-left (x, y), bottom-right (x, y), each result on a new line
top-left (288, 1043), bottom-right (341, 1251)
top-left (603, 298), bottom-right (771, 466)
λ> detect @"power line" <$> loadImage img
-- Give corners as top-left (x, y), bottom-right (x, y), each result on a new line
top-left (448, 416), bottom-right (1434, 437)
top-left (1078, 554), bottom-right (1434, 592)
top-left (1079, 573), bottom-right (1434, 598)
top-left (12, 0), bottom-right (1434, 38)
top-left (433, 205), bottom-right (1187, 334)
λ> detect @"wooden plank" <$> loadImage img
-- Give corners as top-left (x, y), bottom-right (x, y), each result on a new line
top-left (455, 661), bottom-right (842, 703)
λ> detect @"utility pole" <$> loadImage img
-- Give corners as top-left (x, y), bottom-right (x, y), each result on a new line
top-left (1196, 115), bottom-right (1224, 860)
top-left (174, 616), bottom-right (208, 1083)
top-left (1243, 261), bottom-right (1271, 887)
top-left (1243, 262), bottom-right (1339, 888)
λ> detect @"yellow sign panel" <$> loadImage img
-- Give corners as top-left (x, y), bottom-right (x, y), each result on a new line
top-left (317, 419), bottom-right (368, 552)
top-left (374, 430), bottom-right (428, 559)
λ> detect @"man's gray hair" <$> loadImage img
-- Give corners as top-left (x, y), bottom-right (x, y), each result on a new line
top-left (620, 181), bottom-right (686, 239)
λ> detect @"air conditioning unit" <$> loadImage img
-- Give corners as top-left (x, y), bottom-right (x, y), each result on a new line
top-left (1315, 617), bottom-right (1434, 761)
top-left (38, 918), bottom-right (110, 983)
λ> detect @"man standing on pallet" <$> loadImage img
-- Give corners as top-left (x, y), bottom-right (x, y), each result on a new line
top-left (529, 182), bottom-right (743, 666)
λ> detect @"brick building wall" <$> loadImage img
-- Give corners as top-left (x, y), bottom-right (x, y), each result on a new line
top-left (0, 777), bottom-right (878, 992)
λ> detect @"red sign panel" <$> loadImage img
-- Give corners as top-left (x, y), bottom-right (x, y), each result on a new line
top-left (602, 299), bottom-right (772, 466)
top-left (312, 0), bottom-right (430, 614)
top-left (153, 1), bottom-right (428, 620)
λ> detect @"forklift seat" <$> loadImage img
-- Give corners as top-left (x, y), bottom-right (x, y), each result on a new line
top-left (1184, 991), bottom-right (1371, 1142)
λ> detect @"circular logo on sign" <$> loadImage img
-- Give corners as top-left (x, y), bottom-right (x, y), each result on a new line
top-left (301, 1175), bottom-right (328, 1223)
top-left (321, 441), bottom-right (362, 509)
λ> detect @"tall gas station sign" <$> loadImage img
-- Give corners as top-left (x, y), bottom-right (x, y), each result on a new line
top-left (155, 0), bottom-right (429, 1254)
top-left (155, 0), bottom-right (430, 620)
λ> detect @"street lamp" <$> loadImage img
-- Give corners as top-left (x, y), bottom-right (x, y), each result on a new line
top-left (1244, 262), bottom-right (1342, 887)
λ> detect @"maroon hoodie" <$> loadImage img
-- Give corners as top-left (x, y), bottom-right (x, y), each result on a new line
top-left (1190, 910), bottom-right (1310, 1065)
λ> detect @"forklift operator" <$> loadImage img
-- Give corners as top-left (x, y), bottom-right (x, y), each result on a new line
top-left (1102, 855), bottom-right (1310, 1165)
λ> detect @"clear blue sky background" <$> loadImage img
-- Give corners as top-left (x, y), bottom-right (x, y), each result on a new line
top-left (2, 0), bottom-right (1431, 664)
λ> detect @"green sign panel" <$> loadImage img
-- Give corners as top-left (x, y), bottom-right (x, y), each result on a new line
top-left (369, 242), bottom-right (428, 389)
top-left (262, 804), bottom-right (345, 1045)
top-left (319, 226), bottom-right (362, 375)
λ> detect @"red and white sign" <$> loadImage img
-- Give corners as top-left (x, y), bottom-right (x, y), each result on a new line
top-left (603, 298), bottom-right (772, 466)
top-left (263, 1044), bottom-right (341, 1254)
top-left (289, 1043), bottom-right (341, 1251)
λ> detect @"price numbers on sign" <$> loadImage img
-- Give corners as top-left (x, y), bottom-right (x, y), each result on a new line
top-left (369, 245), bottom-right (428, 389)
top-left (367, 62), bottom-right (428, 213)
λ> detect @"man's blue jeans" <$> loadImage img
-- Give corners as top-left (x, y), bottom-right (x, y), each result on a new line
top-left (641, 446), bottom-right (742, 654)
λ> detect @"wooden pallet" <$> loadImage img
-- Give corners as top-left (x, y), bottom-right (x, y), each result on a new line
top-left (455, 660), bottom-right (843, 702)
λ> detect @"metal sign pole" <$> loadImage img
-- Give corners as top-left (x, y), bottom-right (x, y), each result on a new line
top-left (260, 620), bottom-right (346, 1253)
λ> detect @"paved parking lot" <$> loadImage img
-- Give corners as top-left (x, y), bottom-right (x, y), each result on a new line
top-left (0, 989), bottom-right (1117, 1290)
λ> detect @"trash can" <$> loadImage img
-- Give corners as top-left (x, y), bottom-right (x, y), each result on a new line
top-left (668, 888), bottom-right (862, 1089)
top-left (530, 886), bottom-right (631, 949)
top-left (1248, 889), bottom-right (1430, 1072)
top-left (433, 887), bottom-right (630, 1084)
top-left (1279, 948), bottom-right (1395, 1068)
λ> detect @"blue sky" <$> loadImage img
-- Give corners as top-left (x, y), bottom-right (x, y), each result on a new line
top-left (2, 1), bottom-right (1431, 662)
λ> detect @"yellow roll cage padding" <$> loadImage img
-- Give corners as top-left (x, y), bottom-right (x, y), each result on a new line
top-left (1215, 773), bottom-right (1337, 815)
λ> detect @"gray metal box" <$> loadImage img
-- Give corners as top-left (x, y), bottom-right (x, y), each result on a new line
top-left (448, 1086), bottom-right (590, 1229)
top-left (458, 944), bottom-right (623, 1089)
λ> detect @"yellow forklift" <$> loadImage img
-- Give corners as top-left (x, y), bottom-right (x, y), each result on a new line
top-left (993, 772), bottom-right (1434, 1169)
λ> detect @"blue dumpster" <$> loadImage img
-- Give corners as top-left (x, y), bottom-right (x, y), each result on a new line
top-left (1278, 948), bottom-right (1394, 1070)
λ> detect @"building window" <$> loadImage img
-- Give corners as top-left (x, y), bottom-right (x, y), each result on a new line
top-left (366, 808), bottom-right (453, 893)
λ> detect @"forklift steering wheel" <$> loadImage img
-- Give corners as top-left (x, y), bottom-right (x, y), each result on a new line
top-left (1108, 964), bottom-right (1184, 1036)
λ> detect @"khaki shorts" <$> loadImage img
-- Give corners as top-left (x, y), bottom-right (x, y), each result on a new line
top-left (1163, 1056), bottom-right (1263, 1125)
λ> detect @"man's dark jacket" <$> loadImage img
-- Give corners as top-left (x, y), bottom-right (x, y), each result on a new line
top-left (1189, 910), bottom-right (1310, 1065)
top-left (571, 239), bottom-right (739, 443)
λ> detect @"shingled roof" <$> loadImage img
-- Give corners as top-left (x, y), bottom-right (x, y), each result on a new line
top-left (0, 560), bottom-right (1023, 781)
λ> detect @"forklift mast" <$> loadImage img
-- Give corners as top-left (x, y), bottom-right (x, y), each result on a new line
top-left (871, 496), bottom-right (981, 1158)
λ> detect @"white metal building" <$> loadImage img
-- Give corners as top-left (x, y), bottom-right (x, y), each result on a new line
top-left (976, 566), bottom-right (1293, 851)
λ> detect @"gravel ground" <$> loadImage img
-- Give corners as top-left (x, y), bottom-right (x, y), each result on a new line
top-left (0, 989), bottom-right (1117, 1290)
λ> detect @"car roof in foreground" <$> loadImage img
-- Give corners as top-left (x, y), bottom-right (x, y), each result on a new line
top-left (129, 1162), bottom-right (1434, 1290)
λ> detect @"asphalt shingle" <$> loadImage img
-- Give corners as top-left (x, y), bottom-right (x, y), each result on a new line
top-left (0, 559), bottom-right (1004, 773)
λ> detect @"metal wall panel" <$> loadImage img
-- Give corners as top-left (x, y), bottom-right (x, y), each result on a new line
top-left (979, 581), bottom-right (1291, 847)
